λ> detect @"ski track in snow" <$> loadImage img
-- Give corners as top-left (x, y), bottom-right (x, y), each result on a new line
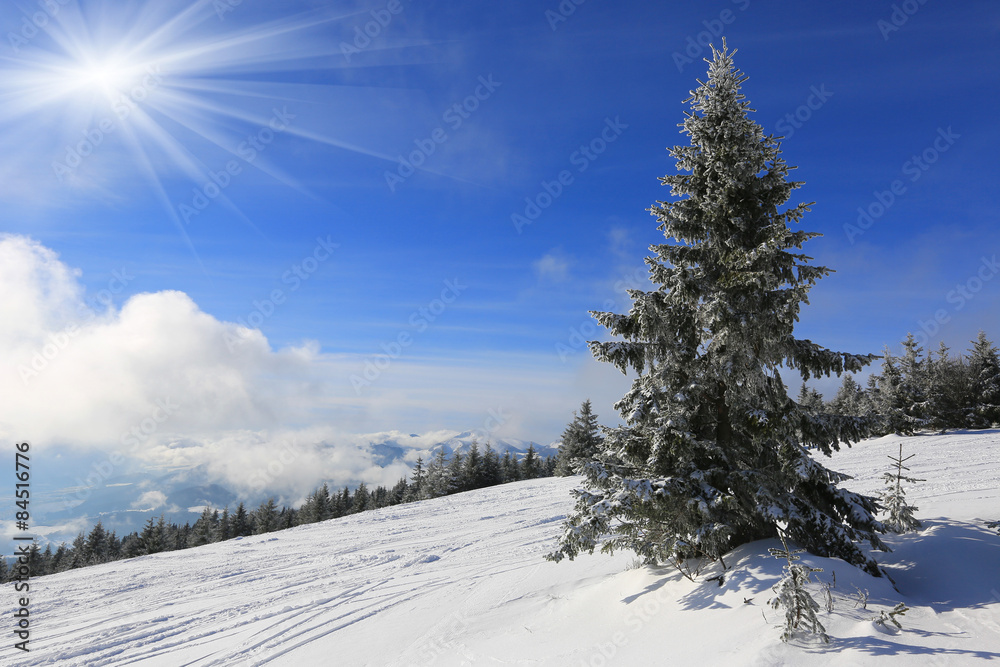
top-left (8, 430), bottom-right (1000, 666)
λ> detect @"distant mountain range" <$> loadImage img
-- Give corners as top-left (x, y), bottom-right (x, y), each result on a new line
top-left (8, 431), bottom-right (559, 551)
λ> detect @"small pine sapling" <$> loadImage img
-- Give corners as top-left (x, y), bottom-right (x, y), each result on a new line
top-left (822, 574), bottom-right (835, 613)
top-left (768, 531), bottom-right (829, 643)
top-left (872, 602), bottom-right (909, 629)
top-left (853, 586), bottom-right (869, 609)
top-left (880, 442), bottom-right (925, 533)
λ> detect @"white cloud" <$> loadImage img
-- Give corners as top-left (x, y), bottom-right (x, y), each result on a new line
top-left (0, 235), bottom-right (630, 498)
top-left (0, 236), bottom-right (321, 448)
top-left (132, 490), bottom-right (168, 511)
top-left (533, 250), bottom-right (571, 283)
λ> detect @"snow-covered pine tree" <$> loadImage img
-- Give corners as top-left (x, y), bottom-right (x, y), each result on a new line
top-left (924, 341), bottom-right (967, 432)
top-left (873, 347), bottom-right (916, 435)
top-left (482, 444), bottom-right (503, 486)
top-left (352, 482), bottom-right (371, 513)
top-left (555, 399), bottom-right (604, 476)
top-left (548, 41), bottom-right (887, 577)
top-left (463, 440), bottom-right (484, 490)
top-left (768, 531), bottom-right (828, 643)
top-left (405, 456), bottom-right (426, 502)
top-left (254, 498), bottom-right (279, 534)
top-left (830, 374), bottom-right (865, 417)
top-left (796, 382), bottom-right (825, 412)
top-left (968, 330), bottom-right (1000, 428)
top-left (188, 507), bottom-right (217, 547)
top-left (218, 506), bottom-right (231, 541)
top-left (423, 448), bottom-right (450, 499)
top-left (85, 521), bottom-right (110, 564)
top-left (447, 450), bottom-right (464, 493)
top-left (899, 333), bottom-right (928, 427)
top-left (879, 442), bottom-right (924, 533)
top-left (500, 449), bottom-right (519, 483)
top-left (232, 503), bottom-right (252, 537)
top-left (522, 444), bottom-right (541, 480)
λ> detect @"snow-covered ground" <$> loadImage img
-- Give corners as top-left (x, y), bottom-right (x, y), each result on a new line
top-left (11, 430), bottom-right (1000, 665)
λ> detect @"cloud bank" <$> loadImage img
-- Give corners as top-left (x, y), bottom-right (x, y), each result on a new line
top-left (1, 235), bottom-right (624, 497)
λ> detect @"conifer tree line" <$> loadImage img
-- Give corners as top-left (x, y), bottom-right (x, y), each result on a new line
top-left (816, 330), bottom-right (1000, 435)
top-left (0, 443), bottom-right (555, 583)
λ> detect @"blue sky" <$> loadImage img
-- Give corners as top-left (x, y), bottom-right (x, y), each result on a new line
top-left (1, 0), bottom-right (998, 481)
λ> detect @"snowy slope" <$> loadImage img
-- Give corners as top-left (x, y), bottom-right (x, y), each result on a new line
top-left (11, 430), bottom-right (1000, 666)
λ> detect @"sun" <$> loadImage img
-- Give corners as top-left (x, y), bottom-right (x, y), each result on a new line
top-left (78, 59), bottom-right (133, 92)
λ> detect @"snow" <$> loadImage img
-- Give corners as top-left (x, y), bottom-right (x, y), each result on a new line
top-left (11, 430), bottom-right (1000, 665)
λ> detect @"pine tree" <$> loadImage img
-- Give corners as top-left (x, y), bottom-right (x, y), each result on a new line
top-left (352, 483), bottom-right (370, 513)
top-left (768, 531), bottom-right (828, 643)
top-left (899, 333), bottom-right (927, 426)
top-left (424, 449), bottom-right (450, 498)
top-left (521, 444), bottom-right (541, 480)
top-left (500, 450), bottom-right (518, 483)
top-left (69, 532), bottom-right (87, 568)
top-left (389, 477), bottom-right (409, 504)
top-left (405, 457), bottom-right (426, 502)
top-left (254, 498), bottom-right (279, 534)
top-left (85, 521), bottom-right (110, 564)
top-left (232, 503), bottom-right (253, 537)
top-left (548, 42), bottom-right (886, 577)
top-left (924, 341), bottom-right (966, 432)
top-left (27, 541), bottom-right (45, 577)
top-left (121, 534), bottom-right (144, 559)
top-left (482, 444), bottom-right (503, 487)
top-left (446, 450), bottom-right (464, 494)
top-left (51, 543), bottom-right (69, 572)
top-left (139, 515), bottom-right (165, 554)
top-left (188, 507), bottom-right (217, 547)
top-left (218, 507), bottom-right (232, 541)
top-left (463, 441), bottom-right (484, 491)
top-left (879, 442), bottom-right (924, 533)
top-left (796, 382), bottom-right (825, 413)
top-left (555, 400), bottom-right (604, 476)
top-left (830, 374), bottom-right (864, 417)
top-left (873, 347), bottom-right (916, 435)
top-left (968, 331), bottom-right (1000, 428)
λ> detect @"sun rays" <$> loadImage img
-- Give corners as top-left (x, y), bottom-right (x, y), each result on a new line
top-left (0, 0), bottom-right (408, 252)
